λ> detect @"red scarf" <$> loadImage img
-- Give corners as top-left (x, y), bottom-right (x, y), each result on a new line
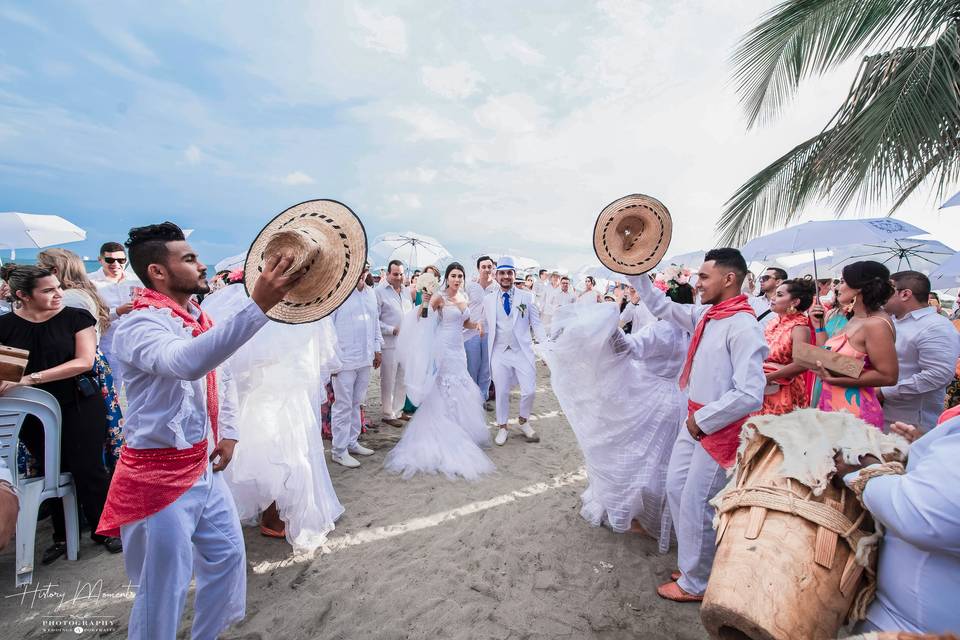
top-left (938, 404), bottom-right (960, 425)
top-left (678, 294), bottom-right (755, 389)
top-left (688, 399), bottom-right (747, 469)
top-left (96, 289), bottom-right (219, 537)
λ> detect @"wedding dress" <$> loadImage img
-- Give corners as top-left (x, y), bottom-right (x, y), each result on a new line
top-left (538, 302), bottom-right (687, 552)
top-left (202, 284), bottom-right (344, 553)
top-left (384, 299), bottom-right (495, 480)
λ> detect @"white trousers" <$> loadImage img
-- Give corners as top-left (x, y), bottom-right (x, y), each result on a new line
top-left (331, 366), bottom-right (372, 456)
top-left (379, 347), bottom-right (405, 419)
top-left (490, 347), bottom-right (536, 426)
top-left (665, 426), bottom-right (728, 595)
top-left (120, 467), bottom-right (246, 640)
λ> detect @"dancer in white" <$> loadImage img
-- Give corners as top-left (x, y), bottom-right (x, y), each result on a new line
top-left (377, 259), bottom-right (412, 427)
top-left (96, 222), bottom-right (304, 640)
top-left (202, 281), bottom-right (344, 552)
top-left (385, 262), bottom-right (494, 480)
top-left (539, 279), bottom-right (692, 551)
top-left (576, 276), bottom-right (602, 304)
top-left (330, 265), bottom-right (382, 468)
top-left (483, 257), bottom-right (547, 446)
top-left (630, 248), bottom-right (766, 602)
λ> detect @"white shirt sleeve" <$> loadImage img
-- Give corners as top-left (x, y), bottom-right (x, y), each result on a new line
top-left (694, 323), bottom-right (767, 434)
top-left (216, 362), bottom-right (241, 441)
top-left (881, 320), bottom-right (960, 402)
top-left (628, 275), bottom-right (702, 334)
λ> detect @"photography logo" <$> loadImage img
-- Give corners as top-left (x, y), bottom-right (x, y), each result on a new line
top-left (42, 615), bottom-right (119, 635)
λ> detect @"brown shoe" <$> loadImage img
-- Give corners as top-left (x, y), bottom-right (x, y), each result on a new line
top-left (399, 413), bottom-right (412, 422)
top-left (382, 418), bottom-right (404, 428)
top-left (656, 581), bottom-right (703, 602)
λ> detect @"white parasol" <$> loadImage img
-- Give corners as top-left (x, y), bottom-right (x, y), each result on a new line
top-left (0, 212), bottom-right (86, 259)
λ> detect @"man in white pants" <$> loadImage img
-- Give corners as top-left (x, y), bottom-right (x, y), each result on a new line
top-left (465, 255), bottom-right (497, 410)
top-left (630, 248), bottom-right (766, 603)
top-left (483, 257), bottom-right (547, 446)
top-left (97, 222), bottom-right (302, 640)
top-left (331, 266), bottom-right (382, 468)
top-left (376, 260), bottom-right (411, 427)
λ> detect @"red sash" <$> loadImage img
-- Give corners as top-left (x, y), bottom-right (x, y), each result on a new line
top-left (679, 294), bottom-right (755, 390)
top-left (96, 289), bottom-right (218, 536)
top-left (938, 404), bottom-right (960, 426)
top-left (688, 399), bottom-right (748, 469)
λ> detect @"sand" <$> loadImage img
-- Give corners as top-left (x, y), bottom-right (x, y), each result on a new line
top-left (0, 361), bottom-right (709, 639)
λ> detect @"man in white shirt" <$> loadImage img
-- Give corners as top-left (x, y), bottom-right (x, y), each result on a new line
top-left (533, 268), bottom-right (549, 311)
top-left (97, 222), bottom-right (301, 640)
top-left (465, 256), bottom-right (497, 410)
top-left (749, 266), bottom-right (786, 329)
top-left (620, 284), bottom-right (656, 331)
top-left (631, 248), bottom-right (767, 602)
top-left (88, 241), bottom-right (142, 387)
top-left (332, 266), bottom-right (383, 467)
top-left (376, 260), bottom-right (411, 427)
top-left (881, 271), bottom-right (960, 432)
top-left (541, 271), bottom-right (564, 329)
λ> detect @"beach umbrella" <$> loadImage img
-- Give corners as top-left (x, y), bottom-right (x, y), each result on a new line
top-left (828, 239), bottom-right (955, 274)
top-left (658, 249), bottom-right (706, 271)
top-left (370, 231), bottom-right (451, 269)
top-left (928, 251), bottom-right (960, 289)
top-left (739, 218), bottom-right (927, 280)
top-left (214, 252), bottom-right (245, 273)
top-left (0, 212), bottom-right (86, 259)
top-left (940, 191), bottom-right (960, 209)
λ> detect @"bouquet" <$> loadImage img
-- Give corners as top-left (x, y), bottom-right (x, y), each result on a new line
top-left (654, 264), bottom-right (691, 295)
top-left (417, 272), bottom-right (439, 317)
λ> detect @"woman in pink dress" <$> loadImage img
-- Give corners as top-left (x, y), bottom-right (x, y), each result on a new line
top-left (811, 261), bottom-right (898, 429)
top-left (760, 277), bottom-right (817, 415)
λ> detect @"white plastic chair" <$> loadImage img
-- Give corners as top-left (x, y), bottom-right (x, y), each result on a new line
top-left (0, 387), bottom-right (79, 587)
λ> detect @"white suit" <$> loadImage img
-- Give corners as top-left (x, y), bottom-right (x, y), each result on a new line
top-left (376, 282), bottom-right (413, 419)
top-left (483, 285), bottom-right (546, 426)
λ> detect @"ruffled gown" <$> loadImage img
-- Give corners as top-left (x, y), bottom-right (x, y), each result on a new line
top-left (539, 303), bottom-right (687, 552)
top-left (384, 301), bottom-right (495, 480)
top-left (202, 285), bottom-right (344, 553)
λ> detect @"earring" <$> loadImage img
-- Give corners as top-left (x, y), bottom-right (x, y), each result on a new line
top-left (13, 300), bottom-right (22, 309)
top-left (788, 304), bottom-right (797, 315)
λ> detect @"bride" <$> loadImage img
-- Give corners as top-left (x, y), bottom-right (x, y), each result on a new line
top-left (384, 262), bottom-right (495, 480)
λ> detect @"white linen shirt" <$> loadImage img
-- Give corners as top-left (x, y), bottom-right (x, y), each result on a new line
top-left (89, 268), bottom-right (142, 352)
top-left (375, 281), bottom-right (412, 350)
top-left (631, 275), bottom-right (767, 433)
top-left (621, 300), bottom-right (656, 330)
top-left (748, 294), bottom-right (776, 329)
top-left (881, 306), bottom-right (960, 431)
top-left (332, 286), bottom-right (382, 371)
top-left (112, 297), bottom-right (267, 450)
top-left (464, 279), bottom-right (496, 341)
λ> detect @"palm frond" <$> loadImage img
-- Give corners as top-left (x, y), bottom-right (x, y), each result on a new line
top-left (732, 0), bottom-right (959, 127)
top-left (719, 23), bottom-right (960, 246)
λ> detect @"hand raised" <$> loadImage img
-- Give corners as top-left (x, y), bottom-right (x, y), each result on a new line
top-left (250, 253), bottom-right (305, 313)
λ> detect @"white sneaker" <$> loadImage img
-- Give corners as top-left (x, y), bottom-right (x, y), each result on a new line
top-left (332, 452), bottom-right (361, 468)
top-left (520, 422), bottom-right (540, 443)
top-left (494, 428), bottom-right (508, 446)
top-left (349, 444), bottom-right (375, 457)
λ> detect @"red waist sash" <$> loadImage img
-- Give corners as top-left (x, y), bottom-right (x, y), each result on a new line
top-left (96, 441), bottom-right (208, 537)
top-left (688, 399), bottom-right (748, 469)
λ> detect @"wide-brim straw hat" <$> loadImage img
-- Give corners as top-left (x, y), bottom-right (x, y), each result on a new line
top-left (244, 199), bottom-right (368, 324)
top-left (593, 194), bottom-right (672, 275)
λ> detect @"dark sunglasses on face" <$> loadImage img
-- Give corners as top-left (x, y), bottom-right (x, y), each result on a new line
top-left (759, 275), bottom-right (773, 282)
top-left (103, 257), bottom-right (127, 265)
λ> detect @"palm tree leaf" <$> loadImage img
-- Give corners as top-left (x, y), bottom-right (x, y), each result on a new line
top-left (732, 0), bottom-right (959, 127)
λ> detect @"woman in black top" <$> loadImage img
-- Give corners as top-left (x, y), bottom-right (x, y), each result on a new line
top-left (0, 264), bottom-right (120, 562)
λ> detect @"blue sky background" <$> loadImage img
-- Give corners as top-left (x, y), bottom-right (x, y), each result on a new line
top-left (1, 1), bottom-right (957, 272)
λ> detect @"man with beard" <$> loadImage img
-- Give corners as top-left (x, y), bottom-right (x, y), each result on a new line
top-left (96, 222), bottom-right (303, 640)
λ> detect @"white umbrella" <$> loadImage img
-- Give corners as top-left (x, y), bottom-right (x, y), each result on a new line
top-left (928, 251), bottom-right (960, 289)
top-left (0, 212), bottom-right (86, 259)
top-left (658, 249), bottom-right (706, 271)
top-left (739, 217), bottom-right (928, 280)
top-left (214, 252), bottom-right (245, 273)
top-left (940, 191), bottom-right (960, 209)
top-left (370, 231), bottom-right (451, 269)
top-left (828, 239), bottom-right (955, 274)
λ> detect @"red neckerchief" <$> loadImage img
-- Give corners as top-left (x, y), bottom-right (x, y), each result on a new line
top-left (132, 288), bottom-right (219, 442)
top-left (678, 294), bottom-right (755, 390)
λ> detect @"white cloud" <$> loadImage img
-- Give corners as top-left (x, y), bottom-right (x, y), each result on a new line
top-left (474, 93), bottom-right (546, 134)
top-left (390, 106), bottom-right (466, 141)
top-left (482, 34), bottom-right (544, 66)
top-left (0, 7), bottom-right (49, 34)
top-left (97, 26), bottom-right (161, 67)
top-left (388, 193), bottom-right (422, 209)
top-left (396, 167), bottom-right (438, 184)
top-left (353, 4), bottom-right (407, 56)
top-left (280, 171), bottom-right (315, 185)
top-left (184, 144), bottom-right (202, 164)
top-left (421, 62), bottom-right (482, 99)
top-left (0, 62), bottom-right (24, 82)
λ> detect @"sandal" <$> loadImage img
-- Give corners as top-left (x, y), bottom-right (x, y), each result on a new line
top-left (656, 580), bottom-right (703, 603)
top-left (259, 524), bottom-right (286, 539)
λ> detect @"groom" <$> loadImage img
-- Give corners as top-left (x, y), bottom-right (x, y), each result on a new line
top-left (483, 256), bottom-right (547, 445)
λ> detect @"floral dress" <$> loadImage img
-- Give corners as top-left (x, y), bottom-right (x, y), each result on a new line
top-left (945, 319), bottom-right (960, 411)
top-left (810, 311), bottom-right (850, 407)
top-left (760, 312), bottom-right (812, 415)
top-left (817, 332), bottom-right (884, 429)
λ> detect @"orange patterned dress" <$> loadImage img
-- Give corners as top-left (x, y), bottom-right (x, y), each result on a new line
top-left (761, 312), bottom-right (813, 416)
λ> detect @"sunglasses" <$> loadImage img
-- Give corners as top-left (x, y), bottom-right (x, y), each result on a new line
top-left (758, 275), bottom-right (773, 282)
top-left (103, 257), bottom-right (127, 265)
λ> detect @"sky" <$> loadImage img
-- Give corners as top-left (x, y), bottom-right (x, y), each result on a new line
top-left (1, 0), bottom-right (957, 272)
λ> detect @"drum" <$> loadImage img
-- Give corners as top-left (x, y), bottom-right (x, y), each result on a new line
top-left (701, 433), bottom-right (876, 640)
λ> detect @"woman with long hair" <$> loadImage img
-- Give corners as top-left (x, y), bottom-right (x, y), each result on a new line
top-left (759, 277), bottom-right (816, 415)
top-left (385, 262), bottom-right (494, 479)
top-left (810, 261), bottom-right (898, 429)
top-left (0, 264), bottom-right (120, 562)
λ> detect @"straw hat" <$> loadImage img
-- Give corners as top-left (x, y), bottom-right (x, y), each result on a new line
top-left (243, 199), bottom-right (368, 324)
top-left (593, 194), bottom-right (672, 275)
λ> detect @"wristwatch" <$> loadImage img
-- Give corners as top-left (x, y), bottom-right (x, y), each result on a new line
top-left (29, 372), bottom-right (42, 384)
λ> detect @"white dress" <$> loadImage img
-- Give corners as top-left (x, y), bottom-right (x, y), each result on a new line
top-left (538, 303), bottom-right (687, 552)
top-left (385, 300), bottom-right (495, 480)
top-left (201, 285), bottom-right (344, 553)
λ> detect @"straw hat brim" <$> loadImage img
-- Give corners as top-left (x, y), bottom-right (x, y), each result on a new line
top-left (593, 194), bottom-right (672, 275)
top-left (244, 199), bottom-right (367, 324)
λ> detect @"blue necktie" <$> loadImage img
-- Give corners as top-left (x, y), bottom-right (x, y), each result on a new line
top-left (502, 291), bottom-right (511, 316)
